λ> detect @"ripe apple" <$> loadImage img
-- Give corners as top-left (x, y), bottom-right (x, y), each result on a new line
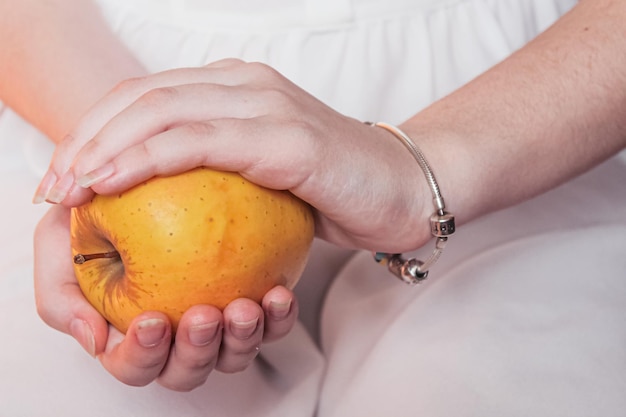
top-left (70, 167), bottom-right (315, 334)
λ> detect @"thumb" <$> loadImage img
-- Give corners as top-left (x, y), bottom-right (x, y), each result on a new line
top-left (34, 205), bottom-right (109, 356)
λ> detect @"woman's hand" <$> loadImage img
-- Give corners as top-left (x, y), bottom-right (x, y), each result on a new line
top-left (34, 205), bottom-right (298, 391)
top-left (34, 59), bottom-right (433, 254)
top-left (32, 60), bottom-right (434, 391)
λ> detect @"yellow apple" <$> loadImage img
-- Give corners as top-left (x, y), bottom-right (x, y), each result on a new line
top-left (70, 167), bottom-right (314, 334)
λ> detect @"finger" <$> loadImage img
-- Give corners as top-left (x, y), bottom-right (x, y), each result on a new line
top-left (156, 305), bottom-right (223, 391)
top-left (71, 83), bottom-right (269, 179)
top-left (34, 205), bottom-right (109, 356)
top-left (98, 312), bottom-right (173, 387)
top-left (63, 60), bottom-right (263, 173)
top-left (215, 298), bottom-right (264, 373)
top-left (34, 62), bottom-right (252, 204)
top-left (41, 62), bottom-right (296, 205)
top-left (75, 117), bottom-right (315, 202)
top-left (39, 168), bottom-right (95, 207)
top-left (33, 80), bottom-right (151, 205)
top-left (45, 85), bottom-right (270, 206)
top-left (32, 142), bottom-right (96, 206)
top-left (261, 286), bottom-right (298, 343)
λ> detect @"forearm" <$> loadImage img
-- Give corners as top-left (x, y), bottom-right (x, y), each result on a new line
top-left (402, 0), bottom-right (626, 226)
top-left (0, 0), bottom-right (146, 143)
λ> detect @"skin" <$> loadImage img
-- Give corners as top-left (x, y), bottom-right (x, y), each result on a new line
top-left (0, 0), bottom-right (299, 391)
top-left (3, 0), bottom-right (626, 392)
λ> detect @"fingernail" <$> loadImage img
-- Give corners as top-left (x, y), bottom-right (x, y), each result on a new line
top-left (45, 170), bottom-right (75, 204)
top-left (76, 163), bottom-right (115, 188)
top-left (136, 318), bottom-right (167, 347)
top-left (269, 299), bottom-right (292, 320)
top-left (32, 170), bottom-right (58, 204)
top-left (230, 318), bottom-right (259, 340)
top-left (189, 321), bottom-right (220, 347)
top-left (69, 319), bottom-right (96, 357)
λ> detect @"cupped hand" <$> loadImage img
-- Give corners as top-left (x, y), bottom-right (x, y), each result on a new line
top-left (34, 59), bottom-right (433, 254)
top-left (34, 205), bottom-right (298, 391)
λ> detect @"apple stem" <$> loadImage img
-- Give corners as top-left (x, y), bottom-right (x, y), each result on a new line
top-left (73, 251), bottom-right (120, 264)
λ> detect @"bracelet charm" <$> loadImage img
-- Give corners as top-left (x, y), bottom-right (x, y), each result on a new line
top-left (431, 212), bottom-right (455, 237)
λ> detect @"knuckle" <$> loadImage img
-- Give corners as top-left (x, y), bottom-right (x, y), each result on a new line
top-left (283, 119), bottom-right (319, 155)
top-left (34, 296), bottom-right (54, 327)
top-left (182, 354), bottom-right (217, 371)
top-left (111, 76), bottom-right (149, 95)
top-left (137, 86), bottom-right (180, 110)
top-left (136, 354), bottom-right (169, 371)
top-left (51, 134), bottom-right (81, 171)
top-left (84, 138), bottom-right (105, 156)
top-left (33, 293), bottom-right (59, 329)
top-left (245, 61), bottom-right (279, 79)
top-left (113, 363), bottom-right (166, 387)
top-left (54, 134), bottom-right (76, 155)
top-left (287, 119), bottom-right (315, 138)
top-left (137, 140), bottom-right (158, 162)
top-left (260, 87), bottom-right (293, 110)
top-left (180, 120), bottom-right (216, 139)
top-left (72, 143), bottom-right (105, 174)
top-left (215, 57), bottom-right (245, 67)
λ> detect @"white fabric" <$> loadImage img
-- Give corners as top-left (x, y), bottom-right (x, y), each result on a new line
top-left (2, 0), bottom-right (626, 416)
top-left (320, 158), bottom-right (626, 416)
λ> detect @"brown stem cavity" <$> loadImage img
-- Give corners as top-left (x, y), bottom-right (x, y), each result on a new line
top-left (73, 251), bottom-right (120, 264)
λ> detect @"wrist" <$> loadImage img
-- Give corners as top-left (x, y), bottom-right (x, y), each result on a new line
top-left (398, 119), bottom-right (482, 231)
top-left (376, 123), bottom-right (437, 253)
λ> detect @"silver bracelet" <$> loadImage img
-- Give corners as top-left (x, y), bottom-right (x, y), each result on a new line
top-left (366, 122), bottom-right (455, 285)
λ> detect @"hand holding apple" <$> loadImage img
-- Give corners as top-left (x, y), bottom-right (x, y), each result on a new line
top-left (35, 203), bottom-right (304, 391)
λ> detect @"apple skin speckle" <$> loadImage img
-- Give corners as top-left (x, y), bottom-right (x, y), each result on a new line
top-left (70, 167), bottom-right (314, 334)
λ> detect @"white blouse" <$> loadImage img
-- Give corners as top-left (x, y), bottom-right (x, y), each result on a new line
top-left (3, 0), bottom-right (625, 416)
